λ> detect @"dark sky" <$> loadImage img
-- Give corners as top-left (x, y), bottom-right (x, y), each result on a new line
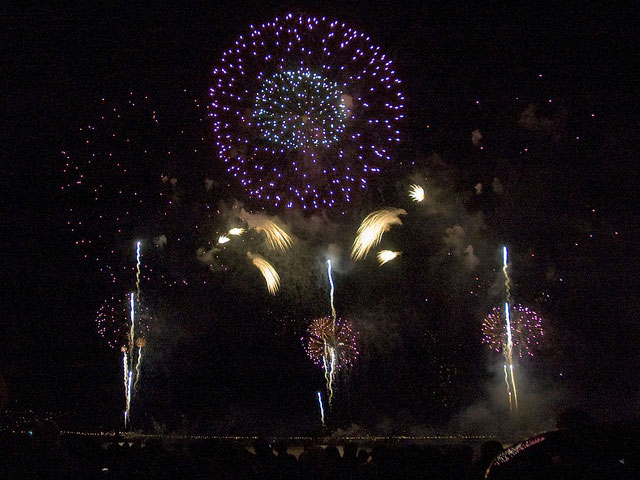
top-left (2, 2), bottom-right (639, 434)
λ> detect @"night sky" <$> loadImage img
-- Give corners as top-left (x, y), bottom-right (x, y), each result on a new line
top-left (2, 2), bottom-right (639, 435)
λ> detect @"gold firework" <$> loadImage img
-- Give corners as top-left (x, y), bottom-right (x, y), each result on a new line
top-left (377, 250), bottom-right (401, 266)
top-left (351, 208), bottom-right (406, 261)
top-left (408, 184), bottom-right (425, 202)
top-left (247, 252), bottom-right (280, 295)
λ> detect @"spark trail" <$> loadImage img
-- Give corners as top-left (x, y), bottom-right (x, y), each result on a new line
top-left (304, 262), bottom-right (359, 415)
top-left (248, 252), bottom-right (280, 295)
top-left (317, 391), bottom-right (325, 426)
top-left (124, 242), bottom-right (147, 429)
top-left (135, 241), bottom-right (142, 296)
top-left (254, 220), bottom-right (293, 251)
top-left (325, 260), bottom-right (338, 405)
top-left (502, 246), bottom-right (518, 413)
top-left (124, 292), bottom-right (136, 428)
top-left (327, 259), bottom-right (336, 325)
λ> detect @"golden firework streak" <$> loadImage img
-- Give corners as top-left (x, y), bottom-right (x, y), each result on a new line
top-left (255, 221), bottom-right (293, 251)
top-left (247, 252), bottom-right (280, 295)
top-left (351, 208), bottom-right (406, 261)
top-left (377, 250), bottom-right (400, 266)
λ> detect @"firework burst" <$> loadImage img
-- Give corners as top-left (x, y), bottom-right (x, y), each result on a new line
top-left (61, 90), bottom-right (217, 289)
top-left (351, 207), bottom-right (406, 261)
top-left (408, 184), bottom-right (425, 202)
top-left (304, 316), bottom-right (359, 370)
top-left (482, 304), bottom-right (544, 358)
top-left (210, 13), bottom-right (404, 210)
top-left (377, 250), bottom-right (401, 266)
top-left (247, 252), bottom-right (281, 295)
top-left (253, 221), bottom-right (293, 251)
top-left (240, 209), bottom-right (293, 251)
top-left (95, 294), bottom-right (152, 350)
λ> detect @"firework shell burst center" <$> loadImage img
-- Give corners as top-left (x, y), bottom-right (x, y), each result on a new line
top-left (253, 69), bottom-right (348, 150)
top-left (482, 304), bottom-right (544, 358)
top-left (210, 13), bottom-right (404, 210)
top-left (304, 316), bottom-right (360, 370)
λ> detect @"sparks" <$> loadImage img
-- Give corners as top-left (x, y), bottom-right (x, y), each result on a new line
top-left (304, 316), bottom-right (359, 405)
top-left (327, 259), bottom-right (336, 324)
top-left (217, 235), bottom-right (230, 244)
top-left (135, 241), bottom-right (142, 297)
top-left (254, 220), bottom-right (293, 251)
top-left (482, 304), bottom-right (545, 358)
top-left (377, 250), bottom-right (401, 266)
top-left (124, 292), bottom-right (136, 428)
top-left (482, 246), bottom-right (541, 413)
top-left (228, 227), bottom-right (246, 236)
top-left (351, 208), bottom-right (406, 261)
top-left (408, 184), bottom-right (425, 202)
top-left (210, 14), bottom-right (404, 210)
top-left (317, 391), bottom-right (325, 426)
top-left (247, 252), bottom-right (280, 295)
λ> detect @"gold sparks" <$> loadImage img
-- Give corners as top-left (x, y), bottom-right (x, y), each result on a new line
top-left (255, 221), bottom-right (293, 251)
top-left (377, 250), bottom-right (401, 266)
top-left (351, 208), bottom-right (407, 261)
top-left (247, 252), bottom-right (280, 295)
top-left (409, 184), bottom-right (425, 202)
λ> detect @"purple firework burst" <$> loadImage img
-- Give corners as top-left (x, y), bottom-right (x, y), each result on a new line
top-left (482, 304), bottom-right (544, 358)
top-left (210, 13), bottom-right (404, 210)
top-left (96, 294), bottom-right (152, 350)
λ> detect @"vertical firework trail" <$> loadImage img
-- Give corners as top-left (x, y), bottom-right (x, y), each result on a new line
top-left (135, 241), bottom-right (142, 296)
top-left (324, 260), bottom-right (338, 406)
top-left (502, 246), bottom-right (518, 412)
top-left (122, 349), bottom-right (129, 425)
top-left (124, 292), bottom-right (135, 428)
top-left (132, 242), bottom-right (144, 394)
top-left (317, 391), bottom-right (325, 426)
top-left (123, 242), bottom-right (145, 429)
top-left (327, 259), bottom-right (336, 325)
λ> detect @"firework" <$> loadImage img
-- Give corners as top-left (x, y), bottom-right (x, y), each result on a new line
top-left (61, 93), bottom-right (168, 286)
top-left (503, 246), bottom-right (512, 303)
top-left (482, 304), bottom-right (544, 358)
top-left (95, 295), bottom-right (151, 350)
top-left (377, 250), bottom-right (401, 266)
top-left (217, 235), bottom-right (230, 244)
top-left (408, 184), bottom-right (425, 202)
top-left (119, 292), bottom-right (150, 429)
top-left (254, 221), bottom-right (293, 251)
top-left (247, 252), bottom-right (280, 294)
top-left (317, 391), bottom-right (325, 426)
top-left (228, 227), bottom-right (246, 236)
top-left (210, 13), bottom-right (404, 210)
top-left (327, 259), bottom-right (336, 323)
top-left (304, 316), bottom-right (359, 370)
top-left (94, 242), bottom-right (153, 428)
top-left (135, 241), bottom-right (142, 295)
top-left (351, 208), bottom-right (406, 261)
top-left (62, 90), bottom-right (218, 290)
